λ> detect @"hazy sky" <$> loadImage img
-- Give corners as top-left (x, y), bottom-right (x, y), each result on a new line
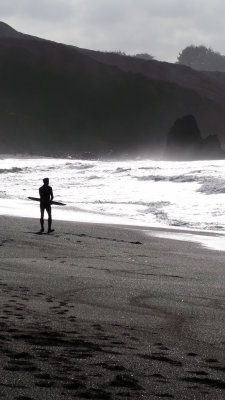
top-left (1, 0), bottom-right (224, 62)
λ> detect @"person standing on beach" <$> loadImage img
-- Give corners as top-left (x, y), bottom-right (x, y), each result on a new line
top-left (39, 178), bottom-right (54, 233)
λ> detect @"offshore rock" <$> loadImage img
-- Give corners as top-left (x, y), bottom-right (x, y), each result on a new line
top-left (164, 115), bottom-right (225, 160)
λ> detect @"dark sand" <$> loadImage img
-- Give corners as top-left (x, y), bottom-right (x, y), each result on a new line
top-left (0, 216), bottom-right (224, 400)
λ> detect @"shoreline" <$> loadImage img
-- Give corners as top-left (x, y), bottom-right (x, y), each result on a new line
top-left (0, 215), bottom-right (224, 399)
top-left (2, 212), bottom-right (225, 251)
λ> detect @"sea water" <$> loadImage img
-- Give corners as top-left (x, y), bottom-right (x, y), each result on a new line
top-left (1, 157), bottom-right (225, 240)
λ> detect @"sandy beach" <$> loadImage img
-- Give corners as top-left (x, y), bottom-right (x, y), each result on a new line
top-left (0, 215), bottom-right (224, 400)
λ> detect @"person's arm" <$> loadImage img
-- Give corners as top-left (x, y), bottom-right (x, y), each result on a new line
top-left (50, 188), bottom-right (54, 201)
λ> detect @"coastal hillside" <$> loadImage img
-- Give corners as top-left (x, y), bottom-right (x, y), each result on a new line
top-left (80, 47), bottom-right (225, 105)
top-left (0, 22), bottom-right (225, 156)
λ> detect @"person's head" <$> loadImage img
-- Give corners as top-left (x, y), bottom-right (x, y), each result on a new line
top-left (43, 177), bottom-right (49, 186)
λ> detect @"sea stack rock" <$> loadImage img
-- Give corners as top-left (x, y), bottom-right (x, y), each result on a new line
top-left (165, 115), bottom-right (202, 160)
top-left (165, 115), bottom-right (225, 160)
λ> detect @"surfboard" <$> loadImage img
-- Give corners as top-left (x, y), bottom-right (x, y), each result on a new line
top-left (28, 197), bottom-right (66, 206)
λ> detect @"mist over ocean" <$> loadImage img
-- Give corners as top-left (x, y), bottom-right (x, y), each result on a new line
top-left (1, 157), bottom-right (225, 233)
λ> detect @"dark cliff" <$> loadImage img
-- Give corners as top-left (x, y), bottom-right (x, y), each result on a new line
top-left (0, 22), bottom-right (225, 157)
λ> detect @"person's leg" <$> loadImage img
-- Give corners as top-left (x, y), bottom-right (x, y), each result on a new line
top-left (40, 206), bottom-right (45, 232)
top-left (46, 205), bottom-right (54, 233)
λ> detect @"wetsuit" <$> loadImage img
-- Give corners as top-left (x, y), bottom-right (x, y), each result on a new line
top-left (39, 185), bottom-right (53, 232)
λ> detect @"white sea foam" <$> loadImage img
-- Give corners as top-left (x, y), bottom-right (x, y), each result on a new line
top-left (0, 157), bottom-right (225, 234)
top-left (146, 230), bottom-right (225, 251)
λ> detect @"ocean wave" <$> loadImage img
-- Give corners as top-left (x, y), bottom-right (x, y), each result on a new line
top-left (65, 163), bottom-right (94, 170)
top-left (135, 174), bottom-right (196, 183)
top-left (170, 220), bottom-right (190, 227)
top-left (0, 167), bottom-right (23, 174)
top-left (141, 201), bottom-right (170, 208)
top-left (75, 200), bottom-right (171, 208)
top-left (87, 175), bottom-right (101, 180)
top-left (135, 171), bottom-right (225, 195)
top-left (138, 166), bottom-right (161, 170)
top-left (188, 170), bottom-right (203, 174)
top-left (0, 191), bottom-right (7, 198)
top-left (142, 208), bottom-right (168, 220)
top-left (114, 167), bottom-right (131, 173)
top-left (140, 202), bottom-right (170, 222)
top-left (197, 178), bottom-right (225, 195)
